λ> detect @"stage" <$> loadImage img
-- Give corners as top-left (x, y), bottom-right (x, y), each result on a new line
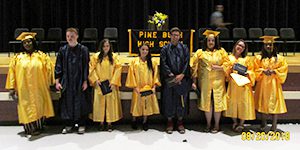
top-left (0, 52), bottom-right (300, 123)
top-left (0, 124), bottom-right (299, 150)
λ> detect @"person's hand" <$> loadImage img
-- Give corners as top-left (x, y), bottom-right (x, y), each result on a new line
top-left (9, 90), bottom-right (16, 99)
top-left (109, 83), bottom-right (116, 90)
top-left (192, 83), bottom-right (197, 90)
top-left (175, 74), bottom-right (184, 83)
top-left (134, 88), bottom-right (140, 94)
top-left (152, 85), bottom-right (156, 93)
top-left (82, 81), bottom-right (88, 91)
top-left (56, 83), bottom-right (63, 91)
top-left (269, 70), bottom-right (276, 75)
top-left (96, 80), bottom-right (101, 86)
top-left (263, 69), bottom-right (271, 76)
top-left (211, 64), bottom-right (222, 70)
top-left (230, 63), bottom-right (235, 73)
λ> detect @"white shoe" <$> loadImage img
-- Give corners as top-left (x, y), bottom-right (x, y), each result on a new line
top-left (78, 126), bottom-right (85, 134)
top-left (62, 126), bottom-right (72, 134)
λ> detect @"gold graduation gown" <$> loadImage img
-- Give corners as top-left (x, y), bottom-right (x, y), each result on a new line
top-left (88, 53), bottom-right (122, 122)
top-left (5, 51), bottom-right (55, 124)
top-left (254, 54), bottom-right (288, 114)
top-left (223, 55), bottom-right (256, 120)
top-left (191, 48), bottom-right (228, 112)
top-left (125, 57), bottom-right (160, 117)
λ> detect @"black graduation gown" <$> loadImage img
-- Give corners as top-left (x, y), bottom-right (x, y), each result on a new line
top-left (55, 43), bottom-right (92, 121)
top-left (160, 43), bottom-right (191, 118)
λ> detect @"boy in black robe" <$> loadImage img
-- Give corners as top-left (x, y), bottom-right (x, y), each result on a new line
top-left (160, 27), bottom-right (191, 134)
top-left (55, 28), bottom-right (91, 134)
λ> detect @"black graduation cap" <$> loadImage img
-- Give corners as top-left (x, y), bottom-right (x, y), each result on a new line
top-left (99, 80), bottom-right (112, 95)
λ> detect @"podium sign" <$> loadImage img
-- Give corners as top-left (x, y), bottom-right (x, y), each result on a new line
top-left (128, 29), bottom-right (195, 56)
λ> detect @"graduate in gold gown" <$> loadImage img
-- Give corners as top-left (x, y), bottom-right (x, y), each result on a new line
top-left (223, 39), bottom-right (256, 132)
top-left (6, 32), bottom-right (54, 136)
top-left (191, 29), bottom-right (228, 133)
top-left (254, 36), bottom-right (288, 132)
top-left (89, 39), bottom-right (122, 132)
top-left (125, 43), bottom-right (160, 131)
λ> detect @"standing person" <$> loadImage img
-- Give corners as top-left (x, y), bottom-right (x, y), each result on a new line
top-left (55, 28), bottom-right (91, 134)
top-left (223, 39), bottom-right (256, 132)
top-left (160, 27), bottom-right (191, 134)
top-left (88, 39), bottom-right (122, 132)
top-left (210, 5), bottom-right (224, 29)
top-left (126, 43), bottom-right (160, 131)
top-left (191, 29), bottom-right (228, 133)
top-left (6, 32), bottom-right (55, 137)
top-left (254, 36), bottom-right (288, 132)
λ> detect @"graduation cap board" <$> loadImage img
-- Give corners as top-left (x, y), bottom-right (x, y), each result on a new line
top-left (16, 32), bottom-right (37, 41)
top-left (260, 36), bottom-right (279, 44)
top-left (202, 30), bottom-right (220, 38)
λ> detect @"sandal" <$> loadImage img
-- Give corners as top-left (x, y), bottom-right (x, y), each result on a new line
top-left (232, 123), bottom-right (238, 131)
top-left (203, 126), bottom-right (210, 133)
top-left (260, 125), bottom-right (267, 132)
top-left (235, 125), bottom-right (244, 133)
top-left (211, 128), bottom-right (220, 134)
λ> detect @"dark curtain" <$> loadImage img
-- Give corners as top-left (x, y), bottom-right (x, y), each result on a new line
top-left (1, 0), bottom-right (300, 52)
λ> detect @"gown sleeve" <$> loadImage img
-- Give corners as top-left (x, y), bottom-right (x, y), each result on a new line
top-left (125, 59), bottom-right (137, 88)
top-left (88, 53), bottom-right (99, 86)
top-left (274, 56), bottom-right (288, 84)
top-left (191, 49), bottom-right (202, 79)
top-left (55, 48), bottom-right (64, 80)
top-left (110, 54), bottom-right (122, 87)
top-left (43, 52), bottom-right (55, 86)
top-left (5, 56), bottom-right (17, 90)
top-left (245, 56), bottom-right (256, 86)
top-left (160, 46), bottom-right (172, 78)
top-left (254, 55), bottom-right (264, 81)
top-left (153, 60), bottom-right (161, 86)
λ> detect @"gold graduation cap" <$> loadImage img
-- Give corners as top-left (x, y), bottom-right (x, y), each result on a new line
top-left (16, 32), bottom-right (37, 41)
top-left (260, 35), bottom-right (279, 44)
top-left (203, 29), bottom-right (220, 37)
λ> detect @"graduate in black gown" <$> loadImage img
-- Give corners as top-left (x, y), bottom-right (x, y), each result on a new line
top-left (55, 28), bottom-right (91, 134)
top-left (160, 27), bottom-right (191, 134)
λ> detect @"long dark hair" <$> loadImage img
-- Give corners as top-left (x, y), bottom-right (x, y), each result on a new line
top-left (261, 43), bottom-right (278, 60)
top-left (98, 39), bottom-right (114, 65)
top-left (139, 43), bottom-right (153, 73)
top-left (20, 38), bottom-right (38, 53)
top-left (202, 35), bottom-right (221, 51)
top-left (232, 39), bottom-right (248, 58)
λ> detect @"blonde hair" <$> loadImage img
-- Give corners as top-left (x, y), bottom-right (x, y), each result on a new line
top-left (66, 27), bottom-right (78, 35)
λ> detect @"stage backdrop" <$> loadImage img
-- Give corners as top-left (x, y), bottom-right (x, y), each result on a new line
top-left (1, 0), bottom-right (300, 52)
top-left (128, 29), bottom-right (195, 56)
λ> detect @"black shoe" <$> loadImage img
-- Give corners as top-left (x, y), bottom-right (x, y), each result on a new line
top-left (107, 125), bottom-right (113, 132)
top-left (31, 130), bottom-right (41, 136)
top-left (98, 124), bottom-right (105, 131)
top-left (131, 120), bottom-right (138, 130)
top-left (142, 122), bottom-right (149, 131)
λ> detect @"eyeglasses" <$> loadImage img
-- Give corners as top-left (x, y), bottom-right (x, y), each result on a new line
top-left (171, 34), bottom-right (180, 37)
top-left (237, 44), bottom-right (245, 48)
